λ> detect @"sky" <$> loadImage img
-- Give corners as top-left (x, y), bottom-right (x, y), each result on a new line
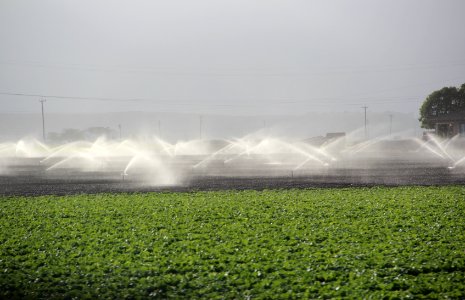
top-left (0, 0), bottom-right (465, 116)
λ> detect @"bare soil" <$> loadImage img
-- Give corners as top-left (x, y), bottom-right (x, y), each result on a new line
top-left (1, 164), bottom-right (464, 196)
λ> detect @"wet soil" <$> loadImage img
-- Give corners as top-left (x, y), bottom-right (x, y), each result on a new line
top-left (1, 165), bottom-right (464, 196)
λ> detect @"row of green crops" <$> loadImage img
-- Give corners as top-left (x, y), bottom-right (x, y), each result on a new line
top-left (1, 186), bottom-right (464, 299)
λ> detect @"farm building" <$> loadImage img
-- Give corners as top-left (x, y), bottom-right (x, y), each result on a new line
top-left (425, 112), bottom-right (465, 138)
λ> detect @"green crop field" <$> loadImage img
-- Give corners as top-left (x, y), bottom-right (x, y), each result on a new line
top-left (1, 187), bottom-right (464, 299)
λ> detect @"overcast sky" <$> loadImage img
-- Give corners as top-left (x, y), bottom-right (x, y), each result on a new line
top-left (1, 0), bottom-right (464, 116)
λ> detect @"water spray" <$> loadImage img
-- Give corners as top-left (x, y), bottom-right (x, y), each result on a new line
top-left (1, 131), bottom-right (464, 186)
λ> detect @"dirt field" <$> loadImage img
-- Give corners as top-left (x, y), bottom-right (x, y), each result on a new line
top-left (1, 159), bottom-right (464, 196)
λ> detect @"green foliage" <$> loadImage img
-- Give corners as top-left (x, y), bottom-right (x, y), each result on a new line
top-left (419, 83), bottom-right (465, 128)
top-left (1, 187), bottom-right (465, 298)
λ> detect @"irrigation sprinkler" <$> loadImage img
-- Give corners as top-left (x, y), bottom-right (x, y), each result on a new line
top-left (121, 172), bottom-right (128, 181)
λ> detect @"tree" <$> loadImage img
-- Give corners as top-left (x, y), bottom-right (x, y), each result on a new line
top-left (59, 128), bottom-right (85, 142)
top-left (84, 127), bottom-right (117, 140)
top-left (47, 127), bottom-right (117, 143)
top-left (419, 83), bottom-right (465, 128)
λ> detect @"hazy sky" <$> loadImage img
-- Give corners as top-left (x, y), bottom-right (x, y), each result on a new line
top-left (1, 0), bottom-right (464, 115)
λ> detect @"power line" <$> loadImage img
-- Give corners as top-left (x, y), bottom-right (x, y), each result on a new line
top-left (0, 91), bottom-right (421, 106)
top-left (0, 91), bottom-right (147, 102)
top-left (4, 74), bottom-right (462, 105)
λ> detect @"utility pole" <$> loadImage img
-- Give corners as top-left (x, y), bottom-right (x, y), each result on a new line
top-left (118, 124), bottom-right (122, 139)
top-left (389, 114), bottom-right (393, 136)
top-left (158, 120), bottom-right (161, 138)
top-left (39, 99), bottom-right (46, 142)
top-left (362, 106), bottom-right (368, 140)
top-left (199, 115), bottom-right (203, 140)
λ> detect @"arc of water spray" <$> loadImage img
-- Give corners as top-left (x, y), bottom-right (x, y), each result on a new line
top-left (414, 137), bottom-right (454, 162)
top-left (122, 151), bottom-right (156, 175)
top-left (155, 138), bottom-right (176, 157)
top-left (41, 141), bottom-right (94, 164)
top-left (46, 153), bottom-right (100, 171)
top-left (199, 131), bottom-right (275, 167)
top-left (427, 136), bottom-right (455, 161)
top-left (450, 155), bottom-right (465, 169)
top-left (343, 136), bottom-right (384, 155)
top-left (413, 138), bottom-right (445, 160)
top-left (193, 140), bottom-right (236, 168)
top-left (442, 134), bottom-right (460, 153)
top-left (293, 155), bottom-right (328, 171)
top-left (269, 140), bottom-right (329, 170)
top-left (223, 139), bottom-right (267, 164)
top-left (300, 142), bottom-right (337, 162)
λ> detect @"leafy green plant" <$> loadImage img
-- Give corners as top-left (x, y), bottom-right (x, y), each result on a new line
top-left (1, 187), bottom-right (464, 298)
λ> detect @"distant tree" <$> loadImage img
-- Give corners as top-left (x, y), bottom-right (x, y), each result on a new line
top-left (47, 132), bottom-right (60, 143)
top-left (60, 128), bottom-right (85, 142)
top-left (419, 83), bottom-right (465, 128)
top-left (46, 127), bottom-right (118, 143)
top-left (84, 127), bottom-right (116, 140)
